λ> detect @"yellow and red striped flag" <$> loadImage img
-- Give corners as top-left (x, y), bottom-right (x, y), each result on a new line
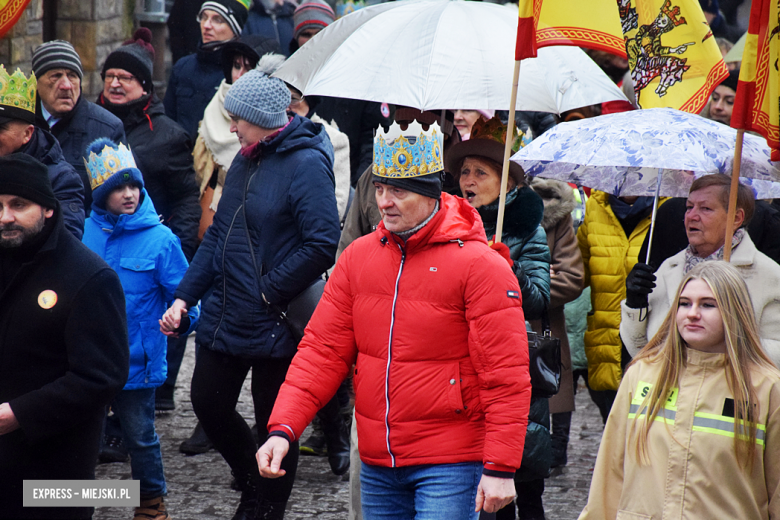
top-left (731, 0), bottom-right (780, 160)
top-left (535, 0), bottom-right (626, 58)
top-left (0, 0), bottom-right (31, 39)
top-left (515, 0), bottom-right (539, 60)
top-left (618, 0), bottom-right (727, 112)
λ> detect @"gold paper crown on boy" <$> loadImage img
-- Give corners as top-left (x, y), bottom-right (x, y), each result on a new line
top-left (84, 138), bottom-right (140, 190)
top-left (372, 121), bottom-right (444, 179)
top-left (0, 65), bottom-right (37, 124)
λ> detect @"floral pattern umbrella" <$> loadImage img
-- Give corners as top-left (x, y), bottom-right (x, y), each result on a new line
top-left (510, 107), bottom-right (780, 198)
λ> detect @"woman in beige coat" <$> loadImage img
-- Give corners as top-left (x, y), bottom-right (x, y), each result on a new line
top-left (530, 177), bottom-right (584, 468)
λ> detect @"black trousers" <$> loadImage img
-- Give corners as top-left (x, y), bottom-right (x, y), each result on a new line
top-left (191, 346), bottom-right (299, 502)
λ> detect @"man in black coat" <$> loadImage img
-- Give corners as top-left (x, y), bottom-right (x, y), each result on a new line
top-left (0, 154), bottom-right (129, 520)
top-left (32, 40), bottom-right (127, 216)
top-left (96, 29), bottom-right (201, 260)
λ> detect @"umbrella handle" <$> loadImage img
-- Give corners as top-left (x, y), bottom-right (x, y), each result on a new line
top-left (645, 169), bottom-right (663, 265)
top-left (496, 60), bottom-right (522, 243)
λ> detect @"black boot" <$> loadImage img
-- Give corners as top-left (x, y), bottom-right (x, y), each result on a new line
top-left (180, 421), bottom-right (214, 455)
top-left (255, 498), bottom-right (287, 520)
top-left (299, 416), bottom-right (327, 456)
top-left (319, 396), bottom-right (350, 476)
top-left (155, 383), bottom-right (175, 411)
top-left (98, 434), bottom-right (128, 463)
top-left (231, 472), bottom-right (260, 520)
top-left (551, 411), bottom-right (572, 468)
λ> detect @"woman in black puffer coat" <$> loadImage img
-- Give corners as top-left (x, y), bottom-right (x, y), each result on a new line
top-left (448, 116), bottom-right (552, 520)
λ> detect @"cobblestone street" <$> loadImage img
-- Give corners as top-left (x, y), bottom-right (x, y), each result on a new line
top-left (95, 338), bottom-right (604, 519)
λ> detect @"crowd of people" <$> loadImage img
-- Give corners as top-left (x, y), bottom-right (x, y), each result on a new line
top-left (1, 0), bottom-right (778, 520)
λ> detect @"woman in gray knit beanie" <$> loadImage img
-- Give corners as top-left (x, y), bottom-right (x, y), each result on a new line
top-left (224, 68), bottom-right (291, 148)
top-left (161, 57), bottom-right (340, 520)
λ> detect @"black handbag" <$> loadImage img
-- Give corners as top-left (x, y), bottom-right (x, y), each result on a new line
top-left (276, 277), bottom-right (327, 342)
top-left (526, 308), bottom-right (562, 399)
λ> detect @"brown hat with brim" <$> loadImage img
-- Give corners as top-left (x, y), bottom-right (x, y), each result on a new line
top-left (445, 116), bottom-right (527, 186)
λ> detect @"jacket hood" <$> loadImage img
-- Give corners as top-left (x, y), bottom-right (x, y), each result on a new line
top-left (530, 177), bottom-right (577, 231)
top-left (378, 192), bottom-right (487, 249)
top-left (88, 189), bottom-right (161, 232)
top-left (21, 127), bottom-right (65, 166)
top-left (263, 114), bottom-right (333, 162)
top-left (478, 185), bottom-right (544, 240)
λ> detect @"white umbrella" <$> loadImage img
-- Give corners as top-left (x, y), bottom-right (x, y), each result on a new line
top-left (272, 0), bottom-right (628, 113)
top-left (724, 32), bottom-right (747, 64)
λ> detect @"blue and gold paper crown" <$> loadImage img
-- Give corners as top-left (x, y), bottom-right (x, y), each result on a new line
top-left (372, 122), bottom-right (444, 178)
top-left (84, 141), bottom-right (137, 190)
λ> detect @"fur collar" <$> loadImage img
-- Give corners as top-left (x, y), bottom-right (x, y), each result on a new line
top-left (479, 185), bottom-right (544, 240)
top-left (530, 178), bottom-right (577, 231)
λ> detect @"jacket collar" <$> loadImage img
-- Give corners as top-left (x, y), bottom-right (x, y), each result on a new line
top-left (478, 185), bottom-right (544, 240)
top-left (378, 192), bottom-right (487, 252)
top-left (667, 232), bottom-right (757, 269)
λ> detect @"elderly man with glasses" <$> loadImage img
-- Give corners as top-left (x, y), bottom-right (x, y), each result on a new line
top-left (97, 28), bottom-right (200, 262)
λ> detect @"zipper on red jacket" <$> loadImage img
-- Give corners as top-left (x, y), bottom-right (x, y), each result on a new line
top-left (384, 240), bottom-right (405, 467)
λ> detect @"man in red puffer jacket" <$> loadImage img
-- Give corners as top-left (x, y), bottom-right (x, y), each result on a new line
top-left (258, 122), bottom-right (531, 519)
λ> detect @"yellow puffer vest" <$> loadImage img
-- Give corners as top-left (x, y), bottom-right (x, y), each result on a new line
top-left (576, 191), bottom-right (665, 391)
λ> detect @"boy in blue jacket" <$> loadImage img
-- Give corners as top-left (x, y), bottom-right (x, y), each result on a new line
top-left (82, 138), bottom-right (199, 520)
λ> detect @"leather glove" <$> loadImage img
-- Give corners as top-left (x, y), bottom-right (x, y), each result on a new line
top-left (490, 241), bottom-right (513, 268)
top-left (625, 263), bottom-right (656, 309)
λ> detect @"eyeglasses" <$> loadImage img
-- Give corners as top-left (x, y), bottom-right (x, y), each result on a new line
top-left (104, 73), bottom-right (137, 85)
top-left (197, 12), bottom-right (227, 25)
top-left (289, 96), bottom-right (304, 106)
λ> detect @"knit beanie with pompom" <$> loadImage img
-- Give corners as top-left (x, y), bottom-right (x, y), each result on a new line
top-left (101, 28), bottom-right (156, 92)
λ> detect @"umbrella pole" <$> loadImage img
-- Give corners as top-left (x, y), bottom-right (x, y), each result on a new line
top-left (496, 59), bottom-right (522, 244)
top-left (645, 169), bottom-right (663, 265)
top-left (724, 129), bottom-right (745, 262)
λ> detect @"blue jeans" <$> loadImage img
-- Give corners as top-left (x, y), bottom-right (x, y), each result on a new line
top-left (112, 388), bottom-right (167, 498)
top-left (360, 462), bottom-right (482, 520)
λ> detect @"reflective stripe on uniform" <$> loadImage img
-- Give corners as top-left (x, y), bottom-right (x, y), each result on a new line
top-left (628, 403), bottom-right (676, 423)
top-left (692, 412), bottom-right (766, 446)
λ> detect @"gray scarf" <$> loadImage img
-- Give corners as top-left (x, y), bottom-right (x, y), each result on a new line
top-left (393, 201), bottom-right (440, 241)
top-left (683, 228), bottom-right (745, 274)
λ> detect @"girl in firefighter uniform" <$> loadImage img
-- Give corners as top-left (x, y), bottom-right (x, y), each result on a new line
top-left (580, 261), bottom-right (780, 520)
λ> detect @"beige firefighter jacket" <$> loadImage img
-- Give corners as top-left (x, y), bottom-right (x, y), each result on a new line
top-left (579, 348), bottom-right (780, 520)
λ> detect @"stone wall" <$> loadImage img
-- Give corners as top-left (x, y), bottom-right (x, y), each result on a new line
top-left (0, 0), bottom-right (44, 77)
top-left (0, 0), bottom-right (133, 98)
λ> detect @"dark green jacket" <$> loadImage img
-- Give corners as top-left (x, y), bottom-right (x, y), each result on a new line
top-left (478, 186), bottom-right (552, 480)
top-left (479, 186), bottom-right (551, 321)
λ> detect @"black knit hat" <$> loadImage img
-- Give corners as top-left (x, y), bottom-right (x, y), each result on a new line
top-left (32, 40), bottom-right (83, 80)
top-left (0, 153), bottom-right (57, 209)
top-left (220, 35), bottom-right (281, 83)
top-left (719, 68), bottom-right (739, 93)
top-left (372, 173), bottom-right (443, 200)
top-left (102, 28), bottom-right (155, 92)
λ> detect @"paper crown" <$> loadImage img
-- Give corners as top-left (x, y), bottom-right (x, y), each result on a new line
top-left (372, 121), bottom-right (444, 178)
top-left (0, 66), bottom-right (36, 122)
top-left (84, 141), bottom-right (138, 190)
top-left (470, 116), bottom-right (530, 153)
